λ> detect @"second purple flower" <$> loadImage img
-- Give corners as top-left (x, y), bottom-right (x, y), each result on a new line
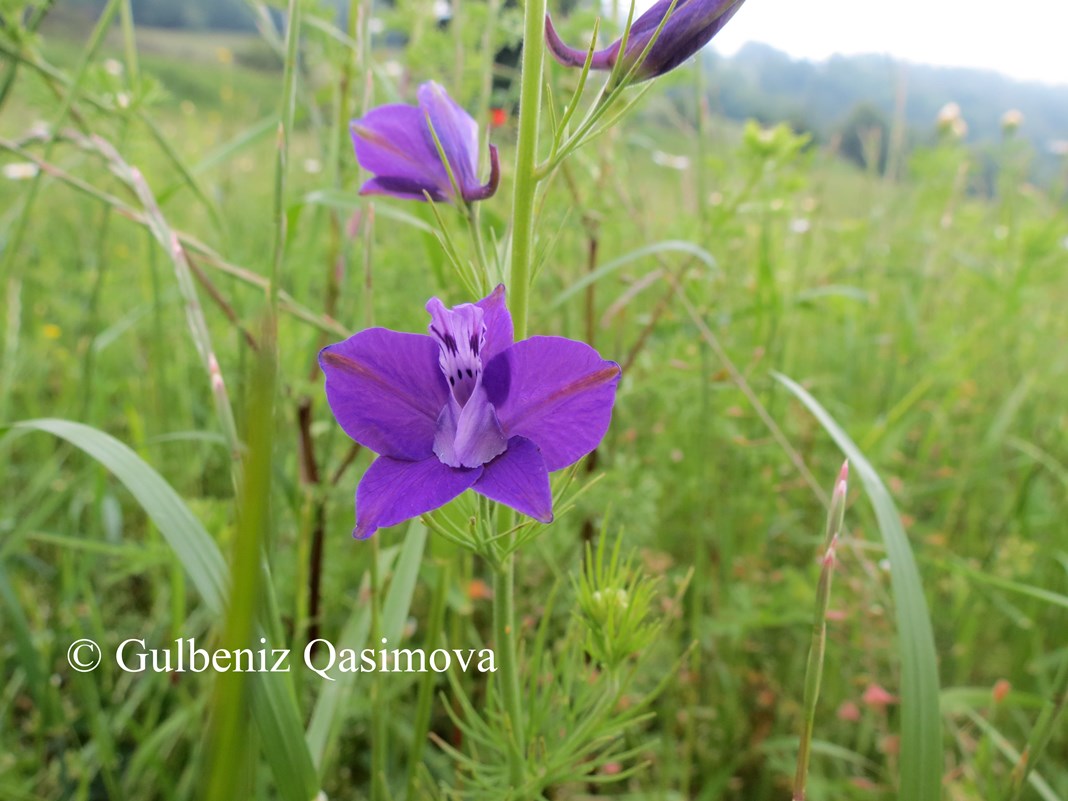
top-left (350, 81), bottom-right (500, 203)
top-left (546, 0), bottom-right (746, 82)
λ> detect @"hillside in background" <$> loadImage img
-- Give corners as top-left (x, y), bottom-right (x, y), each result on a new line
top-left (705, 42), bottom-right (1068, 161)
top-left (53, 3), bottom-right (1068, 180)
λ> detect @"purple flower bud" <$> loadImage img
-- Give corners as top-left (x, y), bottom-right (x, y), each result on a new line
top-left (350, 81), bottom-right (499, 204)
top-left (546, 0), bottom-right (745, 83)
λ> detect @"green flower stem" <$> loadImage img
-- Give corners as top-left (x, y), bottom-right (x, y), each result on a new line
top-left (793, 461), bottom-right (848, 801)
top-left (465, 204), bottom-right (492, 291)
top-left (508, 0), bottom-right (547, 341)
top-left (491, 0), bottom-right (548, 788)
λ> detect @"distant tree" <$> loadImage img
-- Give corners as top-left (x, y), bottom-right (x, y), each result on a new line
top-left (64, 0), bottom-right (255, 30)
top-left (837, 102), bottom-right (890, 173)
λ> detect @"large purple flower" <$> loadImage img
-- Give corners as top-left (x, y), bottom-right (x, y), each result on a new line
top-left (546, 0), bottom-right (745, 82)
top-left (320, 286), bottom-right (621, 539)
top-left (350, 81), bottom-right (500, 203)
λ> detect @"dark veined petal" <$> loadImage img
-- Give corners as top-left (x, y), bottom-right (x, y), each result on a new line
top-left (418, 81), bottom-right (480, 197)
top-left (433, 384), bottom-right (508, 469)
top-left (475, 284), bottom-right (513, 364)
top-left (354, 455), bottom-right (482, 539)
top-left (351, 103), bottom-right (449, 199)
top-left (483, 336), bottom-right (621, 471)
top-left (320, 329), bottom-right (448, 461)
top-left (473, 437), bottom-right (553, 523)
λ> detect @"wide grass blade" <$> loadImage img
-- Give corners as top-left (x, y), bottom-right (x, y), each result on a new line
top-left (5, 418), bottom-right (320, 801)
top-left (7, 419), bottom-right (227, 609)
top-left (772, 374), bottom-right (943, 801)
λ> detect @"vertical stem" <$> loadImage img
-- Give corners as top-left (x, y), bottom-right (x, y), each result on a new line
top-left (492, 0), bottom-right (547, 789)
top-left (406, 560), bottom-right (450, 798)
top-left (271, 0), bottom-right (301, 322)
top-left (465, 205), bottom-right (491, 291)
top-left (367, 281), bottom-right (388, 801)
top-left (793, 462), bottom-right (848, 801)
top-left (507, 0), bottom-right (547, 340)
top-left (493, 544), bottom-right (525, 787)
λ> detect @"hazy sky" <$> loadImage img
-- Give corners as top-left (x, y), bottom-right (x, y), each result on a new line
top-left (708, 0), bottom-right (1068, 86)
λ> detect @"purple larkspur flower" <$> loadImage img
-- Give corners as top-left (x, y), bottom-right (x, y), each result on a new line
top-left (320, 285), bottom-right (621, 539)
top-left (350, 81), bottom-right (500, 203)
top-left (546, 0), bottom-right (745, 82)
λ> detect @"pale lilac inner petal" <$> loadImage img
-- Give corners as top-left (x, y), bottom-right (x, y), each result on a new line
top-left (434, 384), bottom-right (508, 469)
top-left (426, 297), bottom-right (486, 407)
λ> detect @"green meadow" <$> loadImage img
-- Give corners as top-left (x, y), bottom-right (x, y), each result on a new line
top-left (2, 3), bottom-right (1067, 800)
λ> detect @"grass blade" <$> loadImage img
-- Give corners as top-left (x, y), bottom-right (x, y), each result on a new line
top-left (5, 418), bottom-right (320, 801)
top-left (772, 373), bottom-right (943, 801)
top-left (7, 418), bottom-right (227, 609)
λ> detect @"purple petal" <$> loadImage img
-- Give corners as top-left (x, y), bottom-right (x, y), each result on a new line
top-left (545, 14), bottom-right (619, 71)
top-left (624, 0), bottom-right (745, 79)
top-left (359, 176), bottom-right (448, 203)
top-left (320, 329), bottom-right (448, 461)
top-left (473, 437), bottom-right (553, 523)
top-left (475, 284), bottom-right (513, 363)
top-left (351, 104), bottom-right (448, 198)
top-left (483, 336), bottom-right (621, 471)
top-left (354, 455), bottom-right (482, 539)
top-left (461, 144), bottom-right (500, 203)
top-left (418, 82), bottom-right (479, 197)
top-left (434, 383), bottom-right (508, 469)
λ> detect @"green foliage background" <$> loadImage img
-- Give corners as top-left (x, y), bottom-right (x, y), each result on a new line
top-left (2, 1), bottom-right (1067, 800)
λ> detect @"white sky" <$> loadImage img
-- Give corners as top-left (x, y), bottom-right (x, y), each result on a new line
top-left (707, 0), bottom-right (1068, 86)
